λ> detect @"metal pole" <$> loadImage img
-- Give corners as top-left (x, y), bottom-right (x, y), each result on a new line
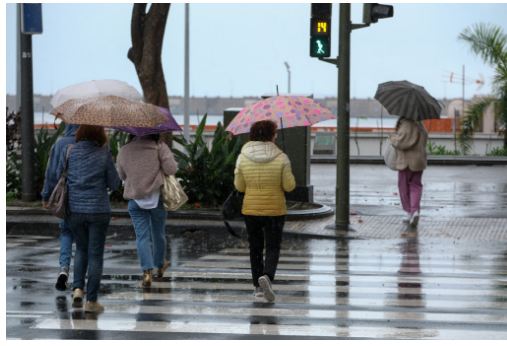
top-left (16, 4), bottom-right (22, 111)
top-left (284, 61), bottom-right (291, 94)
top-left (183, 3), bottom-right (190, 141)
top-left (462, 64), bottom-right (465, 125)
top-left (288, 68), bottom-right (291, 94)
top-left (335, 3), bottom-right (351, 230)
top-left (20, 31), bottom-right (35, 201)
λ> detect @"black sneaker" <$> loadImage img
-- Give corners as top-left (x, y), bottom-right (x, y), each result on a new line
top-left (55, 271), bottom-right (69, 291)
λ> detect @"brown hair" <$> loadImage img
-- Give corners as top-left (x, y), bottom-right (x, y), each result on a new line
top-left (76, 125), bottom-right (107, 146)
top-left (249, 120), bottom-right (277, 142)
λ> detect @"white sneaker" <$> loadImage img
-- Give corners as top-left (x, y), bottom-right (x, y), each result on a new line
top-left (402, 212), bottom-right (411, 223)
top-left (258, 275), bottom-right (275, 302)
top-left (253, 287), bottom-right (264, 298)
top-left (410, 211), bottom-right (420, 227)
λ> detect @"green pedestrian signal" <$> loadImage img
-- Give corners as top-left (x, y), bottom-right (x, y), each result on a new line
top-left (310, 4), bottom-right (331, 58)
top-left (310, 36), bottom-right (330, 57)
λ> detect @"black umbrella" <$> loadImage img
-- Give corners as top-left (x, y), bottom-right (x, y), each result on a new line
top-left (374, 80), bottom-right (442, 121)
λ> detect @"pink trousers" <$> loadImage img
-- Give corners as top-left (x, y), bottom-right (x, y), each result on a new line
top-left (398, 168), bottom-right (423, 214)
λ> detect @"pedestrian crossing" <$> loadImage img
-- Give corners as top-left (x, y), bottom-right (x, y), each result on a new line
top-left (6, 234), bottom-right (507, 339)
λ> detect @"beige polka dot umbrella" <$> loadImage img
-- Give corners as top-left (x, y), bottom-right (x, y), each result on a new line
top-left (50, 95), bottom-right (167, 128)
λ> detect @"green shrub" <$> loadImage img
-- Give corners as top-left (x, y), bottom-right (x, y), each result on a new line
top-left (486, 146), bottom-right (507, 156)
top-left (172, 114), bottom-right (242, 208)
top-left (108, 130), bottom-right (130, 202)
top-left (427, 141), bottom-right (461, 155)
top-left (6, 108), bottom-right (67, 200)
top-left (6, 109), bottom-right (22, 198)
top-left (109, 130), bottom-right (130, 159)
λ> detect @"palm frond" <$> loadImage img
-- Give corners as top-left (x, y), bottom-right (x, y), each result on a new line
top-left (458, 97), bottom-right (496, 154)
top-left (459, 23), bottom-right (507, 66)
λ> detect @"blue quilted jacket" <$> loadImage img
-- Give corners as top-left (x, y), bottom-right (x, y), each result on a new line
top-left (41, 124), bottom-right (79, 201)
top-left (56, 140), bottom-right (121, 214)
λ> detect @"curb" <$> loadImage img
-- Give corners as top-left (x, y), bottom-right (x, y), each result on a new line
top-left (5, 204), bottom-right (336, 239)
top-left (5, 216), bottom-right (343, 240)
top-left (311, 155), bottom-right (507, 165)
top-left (6, 204), bottom-right (335, 221)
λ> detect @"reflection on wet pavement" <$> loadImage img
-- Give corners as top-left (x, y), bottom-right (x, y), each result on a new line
top-left (312, 164), bottom-right (507, 218)
top-left (6, 227), bottom-right (507, 339)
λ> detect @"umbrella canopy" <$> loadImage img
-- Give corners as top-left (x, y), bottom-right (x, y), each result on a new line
top-left (51, 95), bottom-right (166, 128)
top-left (112, 107), bottom-right (182, 136)
top-left (225, 96), bottom-right (336, 135)
top-left (50, 79), bottom-right (143, 108)
top-left (374, 80), bottom-right (442, 121)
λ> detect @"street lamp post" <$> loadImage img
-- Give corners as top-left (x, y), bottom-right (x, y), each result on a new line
top-left (18, 4), bottom-right (43, 202)
top-left (20, 29), bottom-right (35, 201)
top-left (284, 61), bottom-right (291, 94)
top-left (183, 3), bottom-right (190, 141)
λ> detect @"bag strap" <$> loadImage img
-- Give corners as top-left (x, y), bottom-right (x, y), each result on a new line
top-left (61, 144), bottom-right (74, 178)
top-left (223, 220), bottom-right (240, 238)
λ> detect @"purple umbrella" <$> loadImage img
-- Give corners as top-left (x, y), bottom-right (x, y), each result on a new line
top-left (112, 107), bottom-right (181, 135)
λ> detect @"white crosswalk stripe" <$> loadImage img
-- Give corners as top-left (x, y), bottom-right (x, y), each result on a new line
top-left (7, 234), bottom-right (507, 339)
top-left (6, 236), bottom-right (507, 339)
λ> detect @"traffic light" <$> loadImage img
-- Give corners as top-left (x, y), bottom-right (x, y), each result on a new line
top-left (310, 3), bottom-right (332, 58)
top-left (363, 3), bottom-right (394, 25)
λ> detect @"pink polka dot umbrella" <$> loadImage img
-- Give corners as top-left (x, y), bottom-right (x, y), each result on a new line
top-left (225, 96), bottom-right (336, 135)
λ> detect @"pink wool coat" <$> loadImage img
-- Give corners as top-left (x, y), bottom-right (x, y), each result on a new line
top-left (116, 138), bottom-right (178, 200)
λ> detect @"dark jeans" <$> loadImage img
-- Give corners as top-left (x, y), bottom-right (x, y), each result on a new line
top-left (244, 215), bottom-right (285, 287)
top-left (69, 212), bottom-right (110, 302)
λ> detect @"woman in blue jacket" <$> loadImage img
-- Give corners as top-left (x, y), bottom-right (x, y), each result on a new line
top-left (56, 125), bottom-right (121, 313)
top-left (42, 123), bottom-right (79, 291)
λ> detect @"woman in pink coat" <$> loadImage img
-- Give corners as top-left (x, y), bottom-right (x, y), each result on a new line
top-left (389, 117), bottom-right (428, 226)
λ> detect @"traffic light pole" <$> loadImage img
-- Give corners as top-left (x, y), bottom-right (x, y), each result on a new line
top-left (335, 3), bottom-right (351, 230)
top-left (317, 3), bottom-right (391, 232)
top-left (320, 4), bottom-right (368, 231)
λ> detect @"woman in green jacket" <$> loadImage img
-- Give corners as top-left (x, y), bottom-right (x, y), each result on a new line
top-left (234, 120), bottom-right (296, 302)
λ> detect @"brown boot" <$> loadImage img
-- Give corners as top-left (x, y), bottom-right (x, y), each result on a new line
top-left (157, 260), bottom-right (170, 278)
top-left (141, 269), bottom-right (153, 288)
top-left (72, 288), bottom-right (84, 308)
top-left (84, 301), bottom-right (104, 314)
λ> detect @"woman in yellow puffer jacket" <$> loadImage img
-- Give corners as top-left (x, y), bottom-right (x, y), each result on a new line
top-left (234, 120), bottom-right (296, 302)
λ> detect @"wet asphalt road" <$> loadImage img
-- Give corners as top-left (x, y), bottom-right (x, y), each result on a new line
top-left (312, 164), bottom-right (507, 218)
top-left (6, 164), bottom-right (507, 339)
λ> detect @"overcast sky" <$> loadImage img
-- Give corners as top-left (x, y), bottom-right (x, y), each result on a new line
top-left (5, 3), bottom-right (507, 100)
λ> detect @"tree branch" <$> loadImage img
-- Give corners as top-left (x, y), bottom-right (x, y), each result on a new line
top-left (128, 3), bottom-right (147, 65)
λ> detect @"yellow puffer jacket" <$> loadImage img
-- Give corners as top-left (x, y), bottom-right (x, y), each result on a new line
top-left (234, 141), bottom-right (296, 216)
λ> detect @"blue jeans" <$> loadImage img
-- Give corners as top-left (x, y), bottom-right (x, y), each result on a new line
top-left (128, 199), bottom-right (167, 271)
top-left (59, 220), bottom-right (74, 270)
top-left (69, 213), bottom-right (110, 302)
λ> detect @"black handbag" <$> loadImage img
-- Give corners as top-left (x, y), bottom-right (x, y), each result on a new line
top-left (222, 190), bottom-right (244, 238)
